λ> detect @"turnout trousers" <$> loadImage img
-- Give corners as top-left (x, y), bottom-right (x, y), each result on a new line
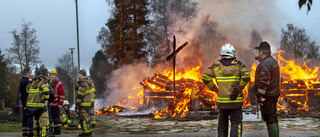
top-left (218, 107), bottom-right (243, 137)
top-left (22, 104), bottom-right (33, 136)
top-left (79, 107), bottom-right (92, 134)
top-left (33, 109), bottom-right (49, 137)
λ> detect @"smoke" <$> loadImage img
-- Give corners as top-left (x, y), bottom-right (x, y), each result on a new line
top-left (102, 59), bottom-right (156, 106)
top-left (169, 0), bottom-right (284, 69)
top-left (99, 0), bottom-right (285, 108)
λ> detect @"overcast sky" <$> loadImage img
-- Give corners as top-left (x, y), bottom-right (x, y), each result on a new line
top-left (0, 0), bottom-right (110, 72)
top-left (0, 0), bottom-right (319, 73)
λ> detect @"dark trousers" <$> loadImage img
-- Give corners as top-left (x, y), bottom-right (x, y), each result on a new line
top-left (260, 96), bottom-right (279, 124)
top-left (218, 107), bottom-right (242, 137)
top-left (22, 104), bottom-right (33, 136)
top-left (50, 106), bottom-right (61, 133)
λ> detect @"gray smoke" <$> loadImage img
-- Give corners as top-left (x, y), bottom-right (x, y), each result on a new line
top-left (99, 0), bottom-right (285, 109)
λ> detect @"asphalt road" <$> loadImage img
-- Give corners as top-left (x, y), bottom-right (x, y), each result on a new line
top-left (1, 131), bottom-right (320, 137)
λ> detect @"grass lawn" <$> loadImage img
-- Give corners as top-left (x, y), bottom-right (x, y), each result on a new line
top-left (0, 122), bottom-right (21, 132)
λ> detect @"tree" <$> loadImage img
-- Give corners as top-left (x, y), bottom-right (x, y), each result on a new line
top-left (249, 29), bottom-right (262, 49)
top-left (299, 0), bottom-right (313, 13)
top-left (90, 50), bottom-right (112, 98)
top-left (0, 48), bottom-right (8, 108)
top-left (146, 0), bottom-right (199, 65)
top-left (240, 28), bottom-right (263, 65)
top-left (55, 52), bottom-right (77, 104)
top-left (98, 0), bottom-right (150, 69)
top-left (9, 20), bottom-right (41, 73)
top-left (280, 24), bottom-right (319, 60)
top-left (0, 48), bottom-right (19, 108)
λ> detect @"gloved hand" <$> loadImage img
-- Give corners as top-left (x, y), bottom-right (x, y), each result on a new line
top-left (230, 85), bottom-right (242, 100)
top-left (76, 113), bottom-right (79, 119)
top-left (255, 89), bottom-right (266, 98)
top-left (257, 97), bottom-right (265, 106)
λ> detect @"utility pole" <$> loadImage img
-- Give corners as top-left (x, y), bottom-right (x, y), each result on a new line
top-left (75, 0), bottom-right (80, 70)
top-left (69, 48), bottom-right (76, 106)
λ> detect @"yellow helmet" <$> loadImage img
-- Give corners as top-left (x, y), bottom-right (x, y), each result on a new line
top-left (50, 70), bottom-right (57, 76)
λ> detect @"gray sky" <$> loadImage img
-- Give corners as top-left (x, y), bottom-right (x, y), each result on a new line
top-left (0, 0), bottom-right (110, 71)
top-left (0, 0), bottom-right (319, 72)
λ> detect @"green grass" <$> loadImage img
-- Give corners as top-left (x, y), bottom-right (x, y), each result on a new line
top-left (0, 122), bottom-right (21, 132)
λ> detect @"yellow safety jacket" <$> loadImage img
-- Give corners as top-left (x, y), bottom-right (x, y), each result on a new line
top-left (76, 77), bottom-right (95, 108)
top-left (60, 108), bottom-right (70, 125)
top-left (202, 56), bottom-right (250, 109)
top-left (26, 75), bottom-right (50, 111)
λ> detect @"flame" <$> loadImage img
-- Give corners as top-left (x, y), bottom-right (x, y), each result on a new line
top-left (97, 50), bottom-right (320, 118)
top-left (276, 50), bottom-right (319, 114)
top-left (278, 50), bottom-right (319, 81)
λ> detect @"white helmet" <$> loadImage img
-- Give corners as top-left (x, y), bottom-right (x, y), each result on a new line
top-left (220, 44), bottom-right (235, 57)
top-left (63, 100), bottom-right (69, 106)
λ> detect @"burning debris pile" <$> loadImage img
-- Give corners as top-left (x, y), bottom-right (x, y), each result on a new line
top-left (97, 60), bottom-right (220, 119)
top-left (141, 73), bottom-right (217, 119)
top-left (97, 50), bottom-right (320, 119)
top-left (276, 50), bottom-right (320, 118)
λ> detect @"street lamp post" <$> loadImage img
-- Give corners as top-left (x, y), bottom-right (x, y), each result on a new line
top-left (69, 48), bottom-right (76, 106)
top-left (75, 0), bottom-right (80, 70)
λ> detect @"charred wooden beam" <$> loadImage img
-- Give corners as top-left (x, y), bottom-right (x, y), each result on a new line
top-left (312, 83), bottom-right (320, 89)
top-left (155, 73), bottom-right (169, 80)
top-left (281, 83), bottom-right (298, 89)
top-left (281, 90), bottom-right (306, 95)
top-left (144, 79), bottom-right (166, 88)
top-left (144, 91), bottom-right (174, 96)
top-left (166, 42), bottom-right (188, 61)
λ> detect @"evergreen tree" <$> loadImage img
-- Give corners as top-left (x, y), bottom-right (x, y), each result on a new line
top-left (99, 0), bottom-right (150, 69)
top-left (146, 0), bottom-right (199, 65)
top-left (90, 50), bottom-right (112, 98)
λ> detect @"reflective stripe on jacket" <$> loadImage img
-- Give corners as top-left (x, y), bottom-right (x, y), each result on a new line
top-left (254, 55), bottom-right (280, 97)
top-left (76, 77), bottom-right (95, 108)
top-left (26, 75), bottom-right (50, 110)
top-left (202, 56), bottom-right (250, 109)
top-left (60, 108), bottom-right (70, 124)
top-left (50, 80), bottom-right (65, 107)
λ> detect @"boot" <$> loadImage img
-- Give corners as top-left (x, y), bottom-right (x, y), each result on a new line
top-left (52, 126), bottom-right (61, 135)
top-left (276, 123), bottom-right (280, 137)
top-left (78, 132), bottom-right (92, 137)
top-left (267, 123), bottom-right (279, 137)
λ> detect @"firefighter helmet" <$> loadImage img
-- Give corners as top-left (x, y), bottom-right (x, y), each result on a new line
top-left (50, 70), bottom-right (58, 76)
top-left (63, 100), bottom-right (69, 106)
top-left (220, 44), bottom-right (235, 57)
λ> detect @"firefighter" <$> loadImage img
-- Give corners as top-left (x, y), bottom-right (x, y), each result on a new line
top-left (60, 100), bottom-right (81, 129)
top-left (90, 85), bottom-right (96, 128)
top-left (60, 100), bottom-right (71, 128)
top-left (253, 41), bottom-right (280, 137)
top-left (26, 68), bottom-right (50, 137)
top-left (202, 44), bottom-right (250, 137)
top-left (76, 70), bottom-right (95, 137)
top-left (49, 70), bottom-right (65, 135)
top-left (20, 68), bottom-right (33, 137)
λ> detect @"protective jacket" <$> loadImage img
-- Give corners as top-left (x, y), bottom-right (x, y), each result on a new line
top-left (26, 75), bottom-right (50, 111)
top-left (60, 108), bottom-right (70, 125)
top-left (254, 55), bottom-right (280, 97)
top-left (202, 56), bottom-right (250, 109)
top-left (50, 79), bottom-right (65, 107)
top-left (76, 77), bottom-right (96, 108)
top-left (20, 76), bottom-right (31, 107)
